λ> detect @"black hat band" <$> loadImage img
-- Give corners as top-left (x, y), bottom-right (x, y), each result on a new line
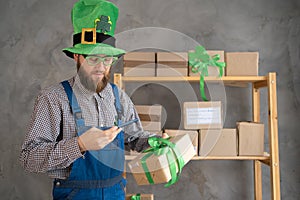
top-left (73, 31), bottom-right (116, 47)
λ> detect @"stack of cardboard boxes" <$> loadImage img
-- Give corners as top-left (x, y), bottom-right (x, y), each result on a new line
top-left (131, 102), bottom-right (264, 157)
top-left (123, 51), bottom-right (188, 77)
top-left (182, 101), bottom-right (237, 156)
top-left (129, 102), bottom-right (265, 187)
top-left (123, 50), bottom-right (259, 77)
top-left (182, 101), bottom-right (264, 157)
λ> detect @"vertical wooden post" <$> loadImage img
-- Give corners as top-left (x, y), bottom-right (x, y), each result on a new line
top-left (268, 73), bottom-right (281, 200)
top-left (254, 160), bottom-right (263, 200)
top-left (253, 84), bottom-right (263, 200)
top-left (114, 73), bottom-right (123, 89)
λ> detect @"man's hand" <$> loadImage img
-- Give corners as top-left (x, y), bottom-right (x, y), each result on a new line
top-left (77, 126), bottom-right (122, 152)
top-left (162, 133), bottom-right (169, 139)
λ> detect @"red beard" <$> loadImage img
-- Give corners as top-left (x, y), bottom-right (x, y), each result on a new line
top-left (77, 61), bottom-right (110, 93)
top-left (96, 73), bottom-right (110, 93)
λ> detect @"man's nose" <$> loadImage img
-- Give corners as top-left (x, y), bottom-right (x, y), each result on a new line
top-left (94, 62), bottom-right (106, 70)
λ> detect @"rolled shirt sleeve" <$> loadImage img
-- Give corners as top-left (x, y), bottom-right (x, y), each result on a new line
top-left (20, 88), bottom-right (83, 174)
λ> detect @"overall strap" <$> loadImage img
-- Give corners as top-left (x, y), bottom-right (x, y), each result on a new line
top-left (110, 83), bottom-right (123, 125)
top-left (61, 81), bottom-right (85, 129)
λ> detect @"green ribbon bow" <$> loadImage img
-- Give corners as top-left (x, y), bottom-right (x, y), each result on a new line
top-left (141, 137), bottom-right (185, 187)
top-left (188, 45), bottom-right (226, 101)
top-left (130, 193), bottom-right (141, 200)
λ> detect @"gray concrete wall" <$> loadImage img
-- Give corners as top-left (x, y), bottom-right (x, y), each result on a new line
top-left (0, 0), bottom-right (299, 199)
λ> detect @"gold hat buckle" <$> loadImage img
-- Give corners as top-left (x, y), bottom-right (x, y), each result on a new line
top-left (81, 28), bottom-right (96, 44)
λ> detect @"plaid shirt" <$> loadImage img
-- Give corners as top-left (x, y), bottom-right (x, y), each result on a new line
top-left (20, 75), bottom-right (152, 179)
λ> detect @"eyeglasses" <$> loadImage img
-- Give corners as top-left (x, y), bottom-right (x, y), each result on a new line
top-left (82, 55), bottom-right (118, 66)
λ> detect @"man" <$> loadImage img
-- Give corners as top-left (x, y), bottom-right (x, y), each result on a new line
top-left (20, 0), bottom-right (157, 199)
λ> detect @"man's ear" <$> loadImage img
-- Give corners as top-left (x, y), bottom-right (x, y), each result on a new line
top-left (73, 54), bottom-right (79, 62)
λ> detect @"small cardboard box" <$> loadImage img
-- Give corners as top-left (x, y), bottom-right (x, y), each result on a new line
top-left (183, 101), bottom-right (222, 130)
top-left (189, 50), bottom-right (225, 77)
top-left (237, 122), bottom-right (264, 156)
top-left (135, 105), bottom-right (162, 132)
top-left (225, 52), bottom-right (259, 76)
top-left (124, 52), bottom-right (156, 77)
top-left (128, 134), bottom-right (196, 185)
top-left (199, 129), bottom-right (237, 156)
top-left (157, 52), bottom-right (188, 76)
top-left (164, 129), bottom-right (198, 155)
top-left (126, 194), bottom-right (154, 200)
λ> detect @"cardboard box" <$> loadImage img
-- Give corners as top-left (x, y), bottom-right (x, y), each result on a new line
top-left (237, 122), bottom-right (264, 156)
top-left (126, 194), bottom-right (154, 200)
top-left (128, 134), bottom-right (196, 185)
top-left (183, 101), bottom-right (222, 130)
top-left (135, 105), bottom-right (162, 132)
top-left (199, 129), bottom-right (237, 156)
top-left (124, 52), bottom-right (156, 77)
top-left (189, 50), bottom-right (225, 77)
top-left (225, 52), bottom-right (259, 76)
top-left (164, 129), bottom-right (198, 155)
top-left (157, 52), bottom-right (188, 76)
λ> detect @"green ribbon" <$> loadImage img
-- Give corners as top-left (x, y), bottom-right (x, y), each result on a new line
top-left (130, 193), bottom-right (141, 200)
top-left (188, 46), bottom-right (226, 101)
top-left (141, 137), bottom-right (185, 187)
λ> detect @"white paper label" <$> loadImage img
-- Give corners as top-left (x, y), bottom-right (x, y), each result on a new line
top-left (186, 107), bottom-right (221, 125)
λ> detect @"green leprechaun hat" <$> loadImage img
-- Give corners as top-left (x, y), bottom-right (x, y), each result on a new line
top-left (63, 0), bottom-right (126, 58)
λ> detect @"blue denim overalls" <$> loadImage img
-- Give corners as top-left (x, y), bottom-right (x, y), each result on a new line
top-left (52, 81), bottom-right (126, 200)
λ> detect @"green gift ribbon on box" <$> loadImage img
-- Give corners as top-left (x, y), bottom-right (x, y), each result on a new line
top-left (130, 193), bottom-right (141, 200)
top-left (140, 137), bottom-right (185, 187)
top-left (188, 45), bottom-right (226, 101)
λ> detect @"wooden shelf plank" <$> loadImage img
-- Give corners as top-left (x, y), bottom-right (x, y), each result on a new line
top-left (122, 76), bottom-right (266, 82)
top-left (191, 155), bottom-right (270, 161)
top-left (125, 153), bottom-right (270, 161)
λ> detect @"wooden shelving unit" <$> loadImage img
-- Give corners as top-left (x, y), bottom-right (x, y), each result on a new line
top-left (114, 72), bottom-right (280, 200)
